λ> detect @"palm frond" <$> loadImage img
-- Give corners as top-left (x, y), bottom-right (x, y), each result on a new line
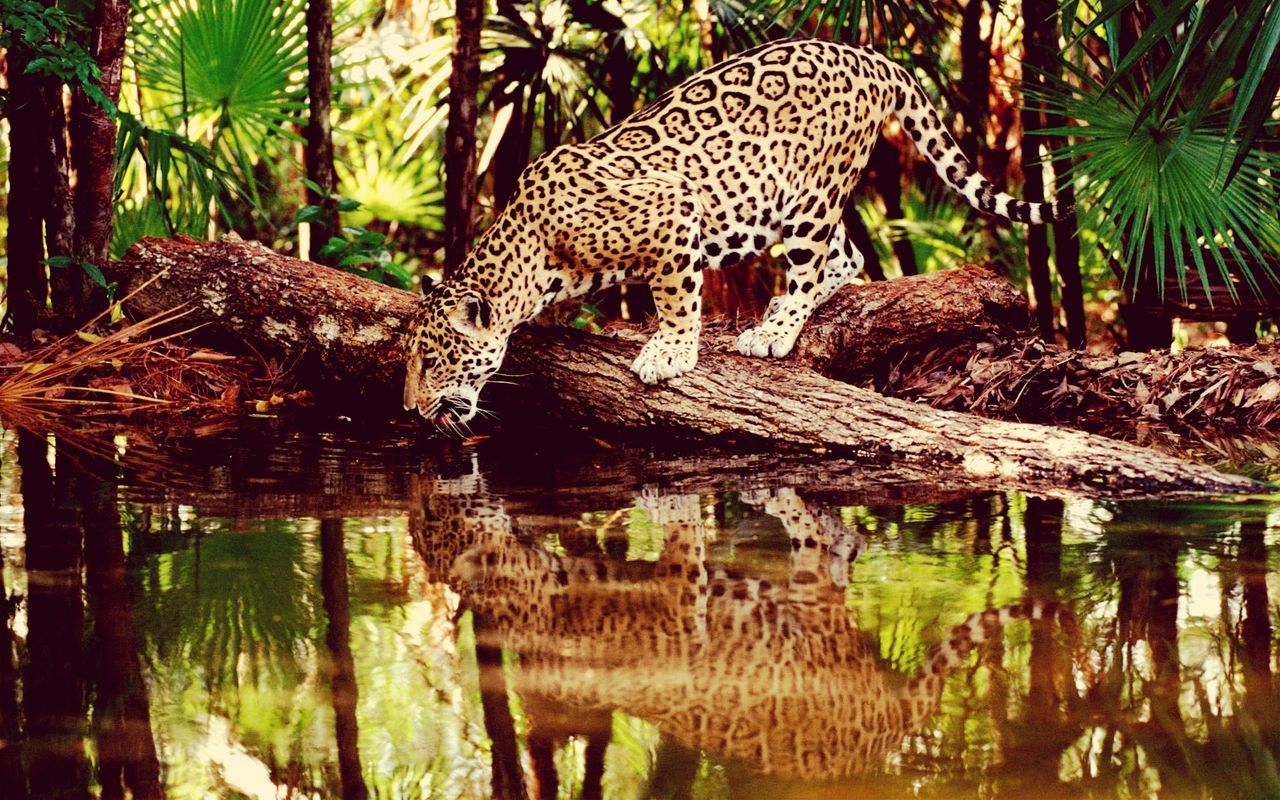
top-left (1044, 82), bottom-right (1280, 303)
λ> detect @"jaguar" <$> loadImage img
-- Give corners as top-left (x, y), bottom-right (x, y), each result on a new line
top-left (403, 37), bottom-right (1070, 425)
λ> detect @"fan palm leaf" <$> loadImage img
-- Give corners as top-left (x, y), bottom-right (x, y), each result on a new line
top-left (1044, 75), bottom-right (1280, 303)
top-left (131, 0), bottom-right (310, 207)
top-left (1062, 0), bottom-right (1280, 184)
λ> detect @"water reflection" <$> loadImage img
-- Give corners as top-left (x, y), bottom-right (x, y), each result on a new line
top-left (0, 426), bottom-right (1276, 799)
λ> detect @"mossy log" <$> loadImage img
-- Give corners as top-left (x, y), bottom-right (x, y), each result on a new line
top-left (108, 235), bottom-right (1255, 496)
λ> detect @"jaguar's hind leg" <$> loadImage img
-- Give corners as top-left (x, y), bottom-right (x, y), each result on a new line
top-left (755, 223), bottom-right (866, 328)
top-left (736, 204), bottom-right (841, 358)
top-left (814, 223), bottom-right (866, 305)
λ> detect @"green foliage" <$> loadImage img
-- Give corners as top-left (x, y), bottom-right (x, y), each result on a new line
top-left (1064, 0), bottom-right (1280, 184)
top-left (1045, 81), bottom-right (1280, 302)
top-left (131, 0), bottom-right (309, 208)
top-left (295, 183), bottom-right (414, 288)
top-left (336, 136), bottom-right (444, 231)
top-left (0, 0), bottom-right (110, 111)
top-left (756, 0), bottom-right (940, 48)
top-left (113, 111), bottom-right (240, 245)
top-left (44, 255), bottom-right (116, 300)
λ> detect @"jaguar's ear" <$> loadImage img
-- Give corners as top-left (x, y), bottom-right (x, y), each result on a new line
top-left (448, 293), bottom-right (492, 336)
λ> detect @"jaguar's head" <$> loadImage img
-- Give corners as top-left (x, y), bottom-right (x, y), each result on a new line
top-left (403, 282), bottom-right (509, 429)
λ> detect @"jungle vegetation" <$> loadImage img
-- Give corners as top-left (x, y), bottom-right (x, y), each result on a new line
top-left (0, 0), bottom-right (1278, 350)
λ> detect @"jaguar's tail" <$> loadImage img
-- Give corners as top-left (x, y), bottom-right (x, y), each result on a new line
top-left (899, 600), bottom-right (1077, 729)
top-left (890, 65), bottom-right (1073, 225)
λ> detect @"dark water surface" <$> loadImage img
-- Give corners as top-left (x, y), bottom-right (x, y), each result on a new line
top-left (1, 421), bottom-right (1278, 799)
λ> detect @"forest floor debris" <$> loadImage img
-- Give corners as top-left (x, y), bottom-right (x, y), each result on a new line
top-left (0, 307), bottom-right (306, 421)
top-left (878, 335), bottom-right (1280, 434)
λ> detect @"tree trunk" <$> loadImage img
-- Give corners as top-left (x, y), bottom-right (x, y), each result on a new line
top-left (107, 236), bottom-right (1254, 496)
top-left (80, 454), bottom-right (165, 800)
top-left (1021, 0), bottom-right (1057, 342)
top-left (18, 434), bottom-right (92, 799)
top-left (870, 139), bottom-right (918, 276)
top-left (305, 0), bottom-right (339, 261)
top-left (69, 0), bottom-right (131, 326)
top-left (443, 0), bottom-right (484, 275)
top-left (39, 72), bottom-right (77, 316)
top-left (958, 0), bottom-right (990, 163)
top-left (5, 45), bottom-right (49, 336)
top-left (842, 200), bottom-right (886, 281)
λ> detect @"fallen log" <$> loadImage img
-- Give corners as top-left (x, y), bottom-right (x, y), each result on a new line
top-left (109, 235), bottom-right (1255, 496)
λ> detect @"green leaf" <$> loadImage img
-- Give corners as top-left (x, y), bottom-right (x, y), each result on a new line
top-left (81, 260), bottom-right (109, 289)
top-left (294, 205), bottom-right (324, 224)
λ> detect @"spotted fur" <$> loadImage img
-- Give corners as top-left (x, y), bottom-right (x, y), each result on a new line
top-left (404, 38), bottom-right (1072, 424)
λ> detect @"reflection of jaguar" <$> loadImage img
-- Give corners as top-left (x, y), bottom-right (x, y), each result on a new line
top-left (411, 476), bottom-right (1071, 780)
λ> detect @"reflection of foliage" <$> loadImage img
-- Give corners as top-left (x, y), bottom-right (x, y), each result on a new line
top-left (29, 481), bottom-right (1279, 799)
top-left (130, 518), bottom-right (320, 687)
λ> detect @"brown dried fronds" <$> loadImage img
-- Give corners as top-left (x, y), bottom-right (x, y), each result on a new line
top-left (0, 305), bottom-right (196, 409)
top-left (0, 304), bottom-right (303, 420)
top-left (882, 336), bottom-right (1280, 433)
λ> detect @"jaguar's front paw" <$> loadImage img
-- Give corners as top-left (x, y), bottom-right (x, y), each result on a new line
top-left (631, 336), bottom-right (699, 384)
top-left (735, 324), bottom-right (799, 359)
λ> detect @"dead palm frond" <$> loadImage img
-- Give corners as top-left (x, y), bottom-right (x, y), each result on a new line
top-left (0, 304), bottom-right (201, 409)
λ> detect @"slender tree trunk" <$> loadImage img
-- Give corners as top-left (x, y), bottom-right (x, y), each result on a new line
top-left (842, 200), bottom-right (886, 281)
top-left (443, 0), bottom-right (484, 276)
top-left (1034, 2), bottom-right (1085, 347)
top-left (69, 0), bottom-right (132, 327)
top-left (5, 46), bottom-right (49, 336)
top-left (958, 0), bottom-right (990, 163)
top-left (1022, 0), bottom-right (1058, 341)
top-left (319, 519), bottom-right (369, 800)
top-left (490, 2), bottom-right (531, 211)
top-left (871, 139), bottom-right (918, 276)
top-left (473, 613), bottom-right (528, 800)
top-left (1238, 521), bottom-right (1274, 730)
top-left (1023, 498), bottom-right (1064, 727)
top-left (0, 561), bottom-right (26, 799)
top-left (38, 71), bottom-right (78, 316)
top-left (305, 0), bottom-right (340, 262)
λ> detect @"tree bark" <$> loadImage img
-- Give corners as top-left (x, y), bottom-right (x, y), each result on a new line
top-left (319, 518), bottom-right (368, 800)
top-left (108, 236), bottom-right (1253, 496)
top-left (5, 44), bottom-right (49, 336)
top-left (69, 0), bottom-right (131, 326)
top-left (1021, 0), bottom-right (1057, 342)
top-left (443, 0), bottom-right (484, 275)
top-left (305, 0), bottom-right (340, 260)
top-left (842, 200), bottom-right (886, 281)
top-left (80, 454), bottom-right (165, 800)
top-left (958, 0), bottom-right (990, 163)
top-left (39, 72), bottom-right (77, 314)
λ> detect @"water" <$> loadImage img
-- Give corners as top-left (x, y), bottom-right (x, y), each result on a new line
top-left (1, 420), bottom-right (1278, 799)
